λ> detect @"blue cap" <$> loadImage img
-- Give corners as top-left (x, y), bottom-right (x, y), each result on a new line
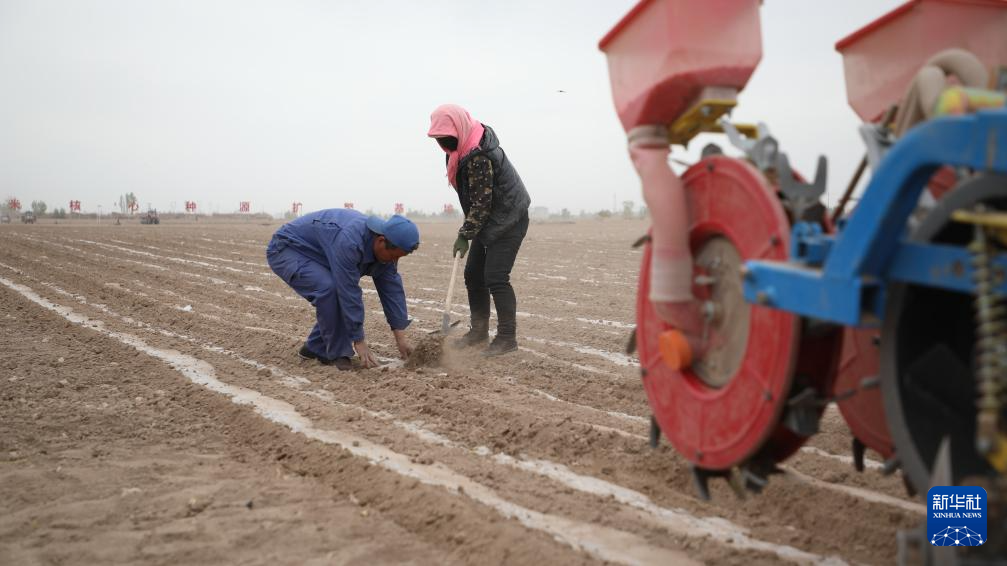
top-left (366, 214), bottom-right (420, 252)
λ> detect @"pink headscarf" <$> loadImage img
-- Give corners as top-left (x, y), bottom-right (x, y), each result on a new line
top-left (428, 104), bottom-right (485, 188)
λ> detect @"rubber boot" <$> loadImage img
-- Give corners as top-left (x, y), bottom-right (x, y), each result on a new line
top-left (483, 286), bottom-right (518, 357)
top-left (453, 290), bottom-right (490, 348)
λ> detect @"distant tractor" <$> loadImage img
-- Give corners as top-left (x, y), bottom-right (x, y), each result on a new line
top-left (0, 214), bottom-right (10, 224)
top-left (21, 211), bottom-right (36, 224)
top-left (140, 209), bottom-right (160, 225)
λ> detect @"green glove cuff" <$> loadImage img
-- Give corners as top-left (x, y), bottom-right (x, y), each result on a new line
top-left (453, 235), bottom-right (469, 258)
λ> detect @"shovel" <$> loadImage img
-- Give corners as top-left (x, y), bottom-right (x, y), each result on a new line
top-left (439, 251), bottom-right (462, 334)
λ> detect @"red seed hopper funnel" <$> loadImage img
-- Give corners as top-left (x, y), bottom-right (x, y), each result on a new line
top-left (836, 0), bottom-right (1007, 122)
top-left (599, 0), bottom-right (763, 132)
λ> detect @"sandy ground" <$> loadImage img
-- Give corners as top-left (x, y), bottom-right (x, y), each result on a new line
top-left (0, 218), bottom-right (925, 565)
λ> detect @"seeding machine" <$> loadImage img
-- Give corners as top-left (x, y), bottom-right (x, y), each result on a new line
top-left (600, 0), bottom-right (1007, 562)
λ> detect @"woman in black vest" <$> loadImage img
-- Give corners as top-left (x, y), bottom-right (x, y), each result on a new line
top-left (428, 104), bottom-right (531, 356)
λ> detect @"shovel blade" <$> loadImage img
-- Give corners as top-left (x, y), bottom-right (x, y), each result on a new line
top-left (428, 318), bottom-right (461, 335)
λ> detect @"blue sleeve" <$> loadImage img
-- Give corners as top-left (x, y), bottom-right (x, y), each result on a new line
top-left (373, 265), bottom-right (410, 331)
top-left (316, 225), bottom-right (367, 342)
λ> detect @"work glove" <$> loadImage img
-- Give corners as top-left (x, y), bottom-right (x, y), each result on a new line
top-left (453, 235), bottom-right (469, 258)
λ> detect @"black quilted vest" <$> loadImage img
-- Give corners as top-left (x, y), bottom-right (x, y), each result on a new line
top-left (454, 125), bottom-right (531, 243)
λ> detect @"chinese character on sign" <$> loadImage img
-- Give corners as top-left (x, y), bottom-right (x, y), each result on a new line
top-left (343, 202), bottom-right (354, 209)
top-left (394, 203), bottom-right (405, 215)
top-left (69, 200), bottom-right (81, 212)
top-left (239, 201), bottom-right (250, 213)
top-left (185, 201), bottom-right (197, 213)
top-left (967, 494), bottom-right (983, 510)
top-left (443, 203), bottom-right (455, 214)
top-left (292, 202), bottom-right (302, 215)
top-left (951, 495), bottom-right (966, 510)
top-left (7, 198), bottom-right (21, 212)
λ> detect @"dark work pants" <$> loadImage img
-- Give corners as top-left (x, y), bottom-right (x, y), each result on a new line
top-left (464, 212), bottom-right (529, 339)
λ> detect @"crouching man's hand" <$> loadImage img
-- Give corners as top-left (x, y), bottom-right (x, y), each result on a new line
top-left (393, 329), bottom-right (413, 360)
top-left (353, 339), bottom-right (380, 368)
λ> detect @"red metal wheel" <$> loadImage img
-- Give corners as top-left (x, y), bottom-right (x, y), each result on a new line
top-left (835, 327), bottom-right (894, 458)
top-left (636, 156), bottom-right (801, 470)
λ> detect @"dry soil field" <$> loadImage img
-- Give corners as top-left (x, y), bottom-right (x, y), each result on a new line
top-left (0, 218), bottom-right (924, 565)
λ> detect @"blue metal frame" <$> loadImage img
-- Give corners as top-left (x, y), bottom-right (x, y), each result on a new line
top-left (743, 109), bottom-right (1007, 326)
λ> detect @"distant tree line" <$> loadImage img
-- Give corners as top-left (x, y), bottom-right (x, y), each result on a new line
top-left (1, 200), bottom-right (69, 219)
top-left (118, 192), bottom-right (138, 214)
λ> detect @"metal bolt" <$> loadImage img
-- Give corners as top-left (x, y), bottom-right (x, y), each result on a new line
top-left (977, 437), bottom-right (992, 454)
top-left (952, 260), bottom-right (965, 278)
top-left (702, 301), bottom-right (719, 322)
top-left (694, 274), bottom-right (717, 286)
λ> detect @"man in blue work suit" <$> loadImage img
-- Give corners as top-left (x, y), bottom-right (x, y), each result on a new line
top-left (266, 209), bottom-right (420, 370)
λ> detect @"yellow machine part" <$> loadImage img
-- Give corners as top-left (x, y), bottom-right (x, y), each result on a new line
top-left (952, 209), bottom-right (1007, 246)
top-left (668, 98), bottom-right (758, 146)
top-left (933, 86), bottom-right (1007, 118)
top-left (987, 436), bottom-right (1007, 473)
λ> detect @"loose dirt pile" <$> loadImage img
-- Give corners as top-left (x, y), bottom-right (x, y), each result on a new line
top-left (405, 334), bottom-right (445, 369)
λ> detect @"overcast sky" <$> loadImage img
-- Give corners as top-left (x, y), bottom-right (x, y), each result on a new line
top-left (0, 0), bottom-right (903, 216)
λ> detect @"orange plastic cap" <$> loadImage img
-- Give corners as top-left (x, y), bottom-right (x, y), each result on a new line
top-left (658, 329), bottom-right (693, 371)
